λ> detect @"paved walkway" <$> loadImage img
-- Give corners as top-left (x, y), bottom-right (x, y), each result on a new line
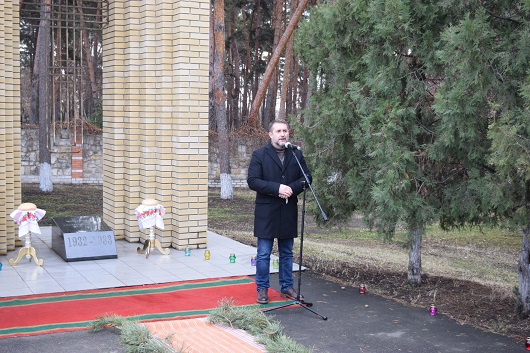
top-left (145, 318), bottom-right (266, 353)
top-left (0, 229), bottom-right (275, 297)
top-left (266, 272), bottom-right (523, 353)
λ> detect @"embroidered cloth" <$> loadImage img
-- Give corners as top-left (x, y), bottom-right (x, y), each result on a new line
top-left (10, 208), bottom-right (46, 237)
top-left (135, 204), bottom-right (165, 230)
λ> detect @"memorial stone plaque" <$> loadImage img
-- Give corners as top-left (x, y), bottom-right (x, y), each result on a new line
top-left (52, 216), bottom-right (117, 261)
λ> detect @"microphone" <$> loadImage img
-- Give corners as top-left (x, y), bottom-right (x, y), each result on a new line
top-left (284, 142), bottom-right (301, 150)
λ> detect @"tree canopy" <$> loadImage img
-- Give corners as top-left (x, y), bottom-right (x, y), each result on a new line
top-left (295, 0), bottom-right (530, 293)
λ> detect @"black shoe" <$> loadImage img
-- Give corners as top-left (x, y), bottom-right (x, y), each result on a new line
top-left (281, 287), bottom-right (304, 301)
top-left (257, 288), bottom-right (269, 304)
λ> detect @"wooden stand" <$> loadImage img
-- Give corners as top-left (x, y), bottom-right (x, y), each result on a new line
top-left (136, 199), bottom-right (170, 258)
top-left (9, 232), bottom-right (44, 266)
top-left (137, 225), bottom-right (170, 258)
top-left (9, 203), bottom-right (44, 266)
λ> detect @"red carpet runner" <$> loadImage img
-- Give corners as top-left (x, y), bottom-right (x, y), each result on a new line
top-left (0, 276), bottom-right (289, 338)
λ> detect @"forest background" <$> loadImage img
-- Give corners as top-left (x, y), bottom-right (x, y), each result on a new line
top-left (18, 0), bottom-right (530, 340)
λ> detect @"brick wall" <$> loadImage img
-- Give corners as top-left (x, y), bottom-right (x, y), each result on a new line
top-left (208, 135), bottom-right (267, 188)
top-left (21, 128), bottom-right (103, 184)
top-left (21, 128), bottom-right (263, 188)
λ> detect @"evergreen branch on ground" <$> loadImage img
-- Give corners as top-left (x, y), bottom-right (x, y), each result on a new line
top-left (207, 299), bottom-right (312, 353)
top-left (90, 315), bottom-right (180, 353)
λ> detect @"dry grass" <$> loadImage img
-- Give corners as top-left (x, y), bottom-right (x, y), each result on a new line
top-left (211, 192), bottom-right (520, 295)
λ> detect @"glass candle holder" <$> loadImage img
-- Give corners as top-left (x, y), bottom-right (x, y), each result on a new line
top-left (204, 250), bottom-right (211, 260)
top-left (359, 284), bottom-right (366, 294)
top-left (251, 256), bottom-right (257, 266)
top-left (184, 247), bottom-right (191, 256)
top-left (429, 304), bottom-right (437, 316)
top-left (272, 259), bottom-right (279, 269)
top-left (229, 253), bottom-right (236, 263)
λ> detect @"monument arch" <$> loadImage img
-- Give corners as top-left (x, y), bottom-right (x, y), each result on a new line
top-left (0, 0), bottom-right (210, 254)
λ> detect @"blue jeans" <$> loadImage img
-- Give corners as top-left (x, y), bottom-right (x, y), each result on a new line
top-left (255, 237), bottom-right (294, 293)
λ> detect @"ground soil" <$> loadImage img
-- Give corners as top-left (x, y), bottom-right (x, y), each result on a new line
top-left (21, 184), bottom-right (530, 341)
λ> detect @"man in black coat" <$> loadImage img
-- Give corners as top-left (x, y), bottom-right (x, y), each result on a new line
top-left (247, 119), bottom-right (312, 304)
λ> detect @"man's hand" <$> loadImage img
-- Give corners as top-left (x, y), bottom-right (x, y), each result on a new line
top-left (278, 184), bottom-right (293, 199)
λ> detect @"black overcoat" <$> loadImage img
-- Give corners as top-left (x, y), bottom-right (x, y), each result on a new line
top-left (247, 142), bottom-right (312, 239)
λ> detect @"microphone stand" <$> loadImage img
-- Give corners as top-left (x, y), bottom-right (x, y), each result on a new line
top-left (263, 148), bottom-right (328, 320)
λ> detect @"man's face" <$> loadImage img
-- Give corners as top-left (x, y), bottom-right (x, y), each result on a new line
top-left (269, 122), bottom-right (289, 149)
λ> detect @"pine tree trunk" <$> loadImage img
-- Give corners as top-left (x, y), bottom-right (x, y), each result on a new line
top-left (228, 8), bottom-right (241, 128)
top-left (407, 224), bottom-right (423, 285)
top-left (77, 0), bottom-right (98, 116)
top-left (241, 8), bottom-right (251, 121)
top-left (263, 0), bottom-right (283, 124)
top-left (213, 0), bottom-right (233, 200)
top-left (38, 0), bottom-right (53, 192)
top-left (209, 1), bottom-right (215, 130)
top-left (250, 0), bottom-right (262, 126)
top-left (278, 0), bottom-right (297, 121)
top-left (263, 73), bottom-right (278, 127)
top-left (289, 54), bottom-right (299, 116)
top-left (248, 0), bottom-right (310, 125)
top-left (220, 173), bottom-right (233, 199)
top-left (95, 1), bottom-right (102, 95)
top-left (518, 225), bottom-right (530, 318)
top-left (53, 11), bottom-right (62, 125)
top-left (299, 67), bottom-right (309, 122)
top-left (30, 25), bottom-right (43, 125)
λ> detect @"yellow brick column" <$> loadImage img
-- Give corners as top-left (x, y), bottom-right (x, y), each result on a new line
top-left (170, 1), bottom-right (210, 250)
top-left (102, 0), bottom-right (127, 240)
top-left (102, 0), bottom-right (209, 249)
top-left (0, 0), bottom-right (22, 255)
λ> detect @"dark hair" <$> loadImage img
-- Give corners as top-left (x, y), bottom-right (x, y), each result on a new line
top-left (268, 119), bottom-right (289, 132)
